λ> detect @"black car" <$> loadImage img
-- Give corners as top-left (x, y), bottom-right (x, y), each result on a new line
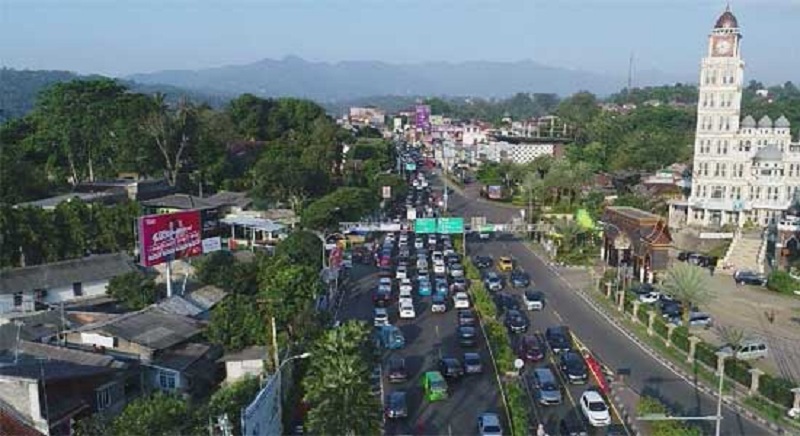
top-left (510, 270), bottom-right (531, 288)
top-left (458, 325), bottom-right (478, 347)
top-left (559, 351), bottom-right (588, 384)
top-left (463, 352), bottom-right (483, 374)
top-left (445, 253), bottom-right (461, 265)
top-left (733, 270), bottom-right (767, 286)
top-left (677, 251), bottom-right (695, 262)
top-left (504, 309), bottom-right (529, 334)
top-left (372, 288), bottom-right (392, 307)
top-left (493, 292), bottom-right (521, 314)
top-left (559, 414), bottom-right (589, 436)
top-left (545, 326), bottom-right (573, 353)
top-left (387, 357), bottom-right (408, 383)
top-left (517, 335), bottom-right (546, 362)
top-left (439, 357), bottom-right (464, 379)
top-left (458, 309), bottom-right (477, 326)
top-left (473, 255), bottom-right (493, 269)
top-left (660, 301), bottom-right (683, 319)
top-left (385, 391), bottom-right (408, 419)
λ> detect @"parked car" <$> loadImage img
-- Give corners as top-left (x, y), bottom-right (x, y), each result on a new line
top-left (524, 290), bottom-right (545, 311)
top-left (463, 352), bottom-right (483, 374)
top-left (399, 301), bottom-right (416, 319)
top-left (532, 367), bottom-right (562, 405)
top-left (387, 357), bottom-right (408, 383)
top-left (719, 339), bottom-right (769, 360)
top-left (373, 288), bottom-right (392, 307)
top-left (453, 292), bottom-right (470, 309)
top-left (580, 390), bottom-right (611, 427)
top-left (484, 272), bottom-right (503, 291)
top-left (560, 351), bottom-right (588, 384)
top-left (374, 308), bottom-right (389, 327)
top-left (545, 326), bottom-right (573, 353)
top-left (439, 357), bottom-right (465, 379)
top-left (477, 413), bottom-right (503, 436)
top-left (458, 325), bottom-right (478, 347)
top-left (431, 293), bottom-right (448, 313)
top-left (504, 309), bottom-right (529, 334)
top-left (510, 270), bottom-right (531, 288)
top-left (638, 290), bottom-right (661, 304)
top-left (385, 391), bottom-right (408, 419)
top-left (733, 270), bottom-right (767, 286)
top-left (517, 334), bottom-right (545, 361)
top-left (458, 309), bottom-right (477, 326)
top-left (497, 256), bottom-right (514, 272)
top-left (473, 255), bottom-right (493, 269)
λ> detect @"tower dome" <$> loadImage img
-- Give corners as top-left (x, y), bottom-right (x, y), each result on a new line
top-left (758, 115), bottom-right (773, 128)
top-left (715, 6), bottom-right (739, 29)
top-left (775, 115), bottom-right (790, 128)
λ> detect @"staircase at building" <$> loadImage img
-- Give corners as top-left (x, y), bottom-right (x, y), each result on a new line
top-left (721, 230), bottom-right (765, 274)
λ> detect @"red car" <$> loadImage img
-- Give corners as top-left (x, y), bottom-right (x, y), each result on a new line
top-left (517, 335), bottom-right (546, 362)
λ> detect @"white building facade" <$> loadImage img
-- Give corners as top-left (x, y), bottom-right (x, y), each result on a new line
top-left (670, 8), bottom-right (798, 229)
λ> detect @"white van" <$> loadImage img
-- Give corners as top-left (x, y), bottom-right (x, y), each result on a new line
top-left (720, 339), bottom-right (768, 360)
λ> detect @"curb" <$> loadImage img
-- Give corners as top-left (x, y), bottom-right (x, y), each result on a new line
top-left (609, 382), bottom-right (640, 436)
top-left (524, 245), bottom-right (785, 436)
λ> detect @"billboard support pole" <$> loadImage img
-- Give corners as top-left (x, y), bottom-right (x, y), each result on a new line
top-left (165, 260), bottom-right (173, 298)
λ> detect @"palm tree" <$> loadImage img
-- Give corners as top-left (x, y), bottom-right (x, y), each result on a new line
top-left (661, 263), bottom-right (713, 324)
top-left (522, 172), bottom-right (544, 222)
top-left (303, 321), bottom-right (381, 435)
top-left (716, 325), bottom-right (746, 355)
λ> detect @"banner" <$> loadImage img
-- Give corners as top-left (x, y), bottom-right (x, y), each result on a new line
top-left (241, 374), bottom-right (281, 436)
top-left (202, 237), bottom-right (222, 253)
top-left (138, 211), bottom-right (203, 267)
top-left (382, 186), bottom-right (392, 199)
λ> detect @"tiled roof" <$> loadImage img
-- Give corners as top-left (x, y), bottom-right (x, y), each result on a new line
top-left (153, 342), bottom-right (216, 372)
top-left (0, 253), bottom-right (135, 295)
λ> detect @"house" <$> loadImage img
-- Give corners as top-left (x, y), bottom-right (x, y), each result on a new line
top-left (0, 341), bottom-right (136, 436)
top-left (219, 346), bottom-right (268, 383)
top-left (14, 192), bottom-right (127, 211)
top-left (74, 176), bottom-right (174, 201)
top-left (156, 285), bottom-right (227, 320)
top-left (0, 253), bottom-right (136, 315)
top-left (64, 307), bottom-right (221, 399)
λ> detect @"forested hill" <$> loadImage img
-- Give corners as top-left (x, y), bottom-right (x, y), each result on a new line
top-left (0, 68), bottom-right (232, 123)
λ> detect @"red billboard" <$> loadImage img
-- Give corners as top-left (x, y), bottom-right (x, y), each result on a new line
top-left (138, 210), bottom-right (203, 267)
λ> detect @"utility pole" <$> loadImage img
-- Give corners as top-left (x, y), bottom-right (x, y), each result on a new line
top-left (627, 51), bottom-right (635, 92)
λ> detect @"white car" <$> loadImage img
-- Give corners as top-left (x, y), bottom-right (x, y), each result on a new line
top-left (417, 258), bottom-right (429, 270)
top-left (433, 260), bottom-right (446, 275)
top-left (449, 264), bottom-right (464, 278)
top-left (399, 301), bottom-right (416, 319)
top-left (453, 292), bottom-right (470, 309)
top-left (428, 235), bottom-right (437, 245)
top-left (580, 390), bottom-right (611, 427)
top-left (396, 265), bottom-right (408, 280)
top-left (638, 291), bottom-right (661, 304)
top-left (374, 308), bottom-right (389, 327)
top-left (432, 251), bottom-right (444, 263)
top-left (415, 239), bottom-right (425, 250)
top-left (477, 413), bottom-right (502, 436)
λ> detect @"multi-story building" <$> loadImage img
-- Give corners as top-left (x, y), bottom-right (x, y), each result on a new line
top-left (669, 7), bottom-right (798, 229)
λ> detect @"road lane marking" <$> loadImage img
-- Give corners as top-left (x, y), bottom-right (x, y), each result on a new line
top-left (552, 309), bottom-right (564, 323)
top-left (448, 424), bottom-right (453, 436)
top-left (435, 324), bottom-right (440, 339)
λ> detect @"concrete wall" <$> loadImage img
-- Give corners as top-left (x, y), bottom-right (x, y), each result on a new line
top-left (0, 377), bottom-right (47, 433)
top-left (225, 359), bottom-right (265, 383)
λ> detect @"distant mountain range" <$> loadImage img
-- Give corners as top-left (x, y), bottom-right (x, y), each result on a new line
top-left (127, 56), bottom-right (689, 101)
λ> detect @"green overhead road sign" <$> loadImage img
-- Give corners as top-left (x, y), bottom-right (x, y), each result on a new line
top-left (438, 217), bottom-right (465, 234)
top-left (479, 225), bottom-right (495, 233)
top-left (414, 218), bottom-right (437, 234)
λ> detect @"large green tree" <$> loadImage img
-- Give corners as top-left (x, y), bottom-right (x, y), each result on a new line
top-left (111, 393), bottom-right (193, 436)
top-left (258, 261), bottom-right (322, 339)
top-left (275, 230), bottom-right (323, 270)
top-left (301, 187), bottom-right (375, 231)
top-left (107, 271), bottom-right (159, 311)
top-left (206, 293), bottom-right (267, 351)
top-left (303, 320), bottom-right (381, 435)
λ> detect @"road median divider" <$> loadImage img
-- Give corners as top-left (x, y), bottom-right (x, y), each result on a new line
top-left (465, 257), bottom-right (530, 436)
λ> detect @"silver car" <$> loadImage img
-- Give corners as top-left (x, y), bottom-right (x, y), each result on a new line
top-left (532, 367), bottom-right (562, 405)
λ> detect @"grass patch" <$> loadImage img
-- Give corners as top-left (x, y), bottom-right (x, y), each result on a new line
top-left (743, 396), bottom-right (800, 431)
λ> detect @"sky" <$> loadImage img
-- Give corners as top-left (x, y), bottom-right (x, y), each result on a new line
top-left (1, 0), bottom-right (799, 85)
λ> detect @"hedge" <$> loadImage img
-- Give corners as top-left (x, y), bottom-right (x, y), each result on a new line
top-left (652, 316), bottom-right (669, 338)
top-left (484, 320), bottom-right (515, 373)
top-left (695, 342), bottom-right (718, 369)
top-left (766, 270), bottom-right (800, 295)
top-left (759, 373), bottom-right (795, 408)
top-left (504, 382), bottom-right (530, 436)
top-left (671, 327), bottom-right (690, 353)
top-left (725, 358), bottom-right (753, 387)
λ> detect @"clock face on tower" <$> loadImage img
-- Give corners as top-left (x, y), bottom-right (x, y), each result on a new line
top-left (713, 36), bottom-right (734, 56)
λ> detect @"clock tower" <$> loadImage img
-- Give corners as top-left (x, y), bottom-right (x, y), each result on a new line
top-left (690, 5), bottom-right (744, 204)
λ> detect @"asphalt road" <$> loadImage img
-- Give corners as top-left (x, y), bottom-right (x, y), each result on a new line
top-left (336, 251), bottom-right (502, 435)
top-left (440, 176), bottom-right (772, 436)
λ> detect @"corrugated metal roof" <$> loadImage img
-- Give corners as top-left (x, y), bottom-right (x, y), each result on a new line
top-left (0, 253), bottom-right (135, 295)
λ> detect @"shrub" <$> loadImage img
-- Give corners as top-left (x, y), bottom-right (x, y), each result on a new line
top-left (503, 382), bottom-right (530, 436)
top-left (636, 396), bottom-right (702, 436)
top-left (671, 327), bottom-right (690, 353)
top-left (766, 270), bottom-right (800, 295)
top-left (637, 306), bottom-right (651, 324)
top-left (695, 342), bottom-right (718, 368)
top-left (758, 373), bottom-right (795, 408)
top-left (724, 359), bottom-right (752, 387)
top-left (652, 317), bottom-right (669, 338)
top-left (484, 321), bottom-right (514, 373)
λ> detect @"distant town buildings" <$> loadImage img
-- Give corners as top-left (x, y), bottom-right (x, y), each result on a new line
top-left (669, 7), bottom-right (799, 229)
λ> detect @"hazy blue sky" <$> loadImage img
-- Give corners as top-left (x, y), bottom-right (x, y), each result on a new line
top-left (2, 0), bottom-right (798, 84)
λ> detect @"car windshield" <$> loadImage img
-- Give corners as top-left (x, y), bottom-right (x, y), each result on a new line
top-left (431, 379), bottom-right (446, 390)
top-left (588, 401), bottom-right (607, 412)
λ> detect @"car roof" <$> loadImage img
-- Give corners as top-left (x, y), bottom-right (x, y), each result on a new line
top-left (480, 413), bottom-right (500, 425)
top-left (582, 390), bottom-right (604, 402)
top-left (375, 307), bottom-right (388, 314)
top-left (464, 352), bottom-right (480, 359)
top-left (424, 371), bottom-right (445, 381)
